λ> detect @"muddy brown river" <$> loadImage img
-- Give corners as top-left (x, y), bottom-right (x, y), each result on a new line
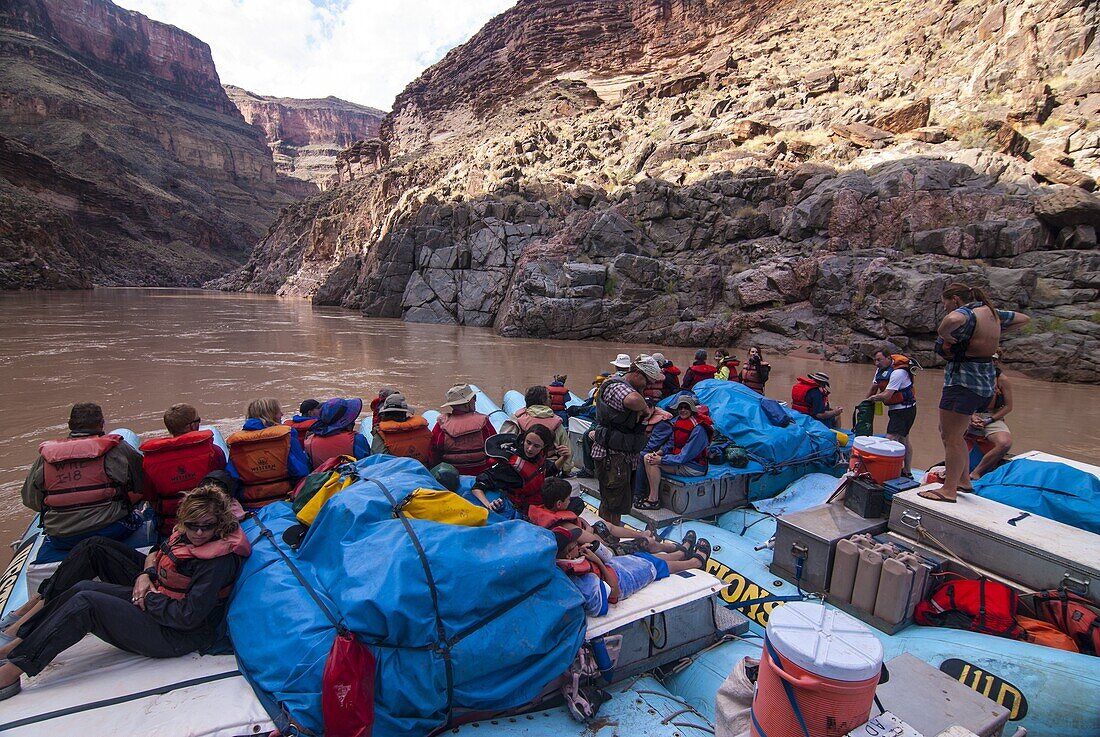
top-left (2, 288), bottom-right (1097, 552)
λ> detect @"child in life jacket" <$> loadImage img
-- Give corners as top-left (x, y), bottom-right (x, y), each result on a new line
top-left (528, 479), bottom-right (658, 554)
top-left (554, 525), bottom-right (711, 617)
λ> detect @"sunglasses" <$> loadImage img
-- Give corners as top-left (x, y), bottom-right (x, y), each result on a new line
top-left (183, 521), bottom-right (217, 532)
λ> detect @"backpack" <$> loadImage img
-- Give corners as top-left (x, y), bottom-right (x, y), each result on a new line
top-left (914, 577), bottom-right (1027, 640)
top-left (1030, 589), bottom-right (1100, 655)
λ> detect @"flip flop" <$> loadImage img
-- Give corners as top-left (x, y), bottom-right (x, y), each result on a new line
top-left (634, 499), bottom-right (661, 511)
top-left (917, 490), bottom-right (957, 503)
top-left (958, 486), bottom-right (975, 493)
top-left (692, 537), bottom-right (712, 566)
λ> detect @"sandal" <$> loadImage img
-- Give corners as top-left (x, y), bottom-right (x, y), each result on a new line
top-left (680, 530), bottom-right (697, 555)
top-left (693, 538), bottom-right (712, 567)
top-left (634, 499), bottom-right (662, 511)
top-left (917, 490), bottom-right (957, 504)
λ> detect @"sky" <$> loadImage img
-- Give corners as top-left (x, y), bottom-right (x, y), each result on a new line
top-left (117, 0), bottom-right (517, 110)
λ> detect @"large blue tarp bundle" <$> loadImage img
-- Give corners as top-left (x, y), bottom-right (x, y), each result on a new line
top-left (973, 459), bottom-right (1100, 534)
top-left (661, 380), bottom-right (839, 470)
top-left (229, 455), bottom-right (586, 736)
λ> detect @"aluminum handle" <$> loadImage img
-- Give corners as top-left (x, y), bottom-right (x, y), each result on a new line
top-left (1062, 573), bottom-right (1090, 596)
top-left (899, 509), bottom-right (922, 529)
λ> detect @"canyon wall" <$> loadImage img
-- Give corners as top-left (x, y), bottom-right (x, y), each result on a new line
top-left (219, 0), bottom-right (1099, 382)
top-left (225, 85), bottom-right (385, 193)
top-left (0, 0), bottom-right (292, 288)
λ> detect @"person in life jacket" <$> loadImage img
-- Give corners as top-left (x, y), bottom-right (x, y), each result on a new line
top-left (554, 524), bottom-right (710, 617)
top-left (591, 356), bottom-right (660, 525)
top-left (372, 393), bottom-right (432, 466)
top-left (429, 383), bottom-right (495, 475)
top-left (681, 349), bottom-right (718, 390)
top-left (865, 349), bottom-right (918, 477)
top-left (967, 355), bottom-right (1014, 480)
top-left (527, 478), bottom-right (657, 550)
top-left (284, 399), bottom-right (322, 448)
top-left (715, 353), bottom-right (742, 382)
top-left (547, 375), bottom-right (570, 423)
top-left (501, 385), bottom-right (574, 474)
top-left (739, 346), bottom-right (771, 394)
top-left (21, 402), bottom-right (144, 547)
top-left (637, 395), bottom-right (714, 511)
top-left (927, 283), bottom-right (1029, 503)
top-left (651, 352), bottom-right (681, 398)
top-left (471, 426), bottom-right (563, 515)
top-left (140, 403), bottom-right (228, 538)
top-left (0, 484), bottom-right (250, 702)
top-left (226, 398), bottom-right (310, 510)
top-left (303, 397), bottom-right (370, 470)
top-left (610, 353), bottom-right (633, 377)
top-left (791, 372), bottom-right (843, 429)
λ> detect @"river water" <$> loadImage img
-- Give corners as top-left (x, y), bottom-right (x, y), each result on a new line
top-left (2, 288), bottom-right (1097, 550)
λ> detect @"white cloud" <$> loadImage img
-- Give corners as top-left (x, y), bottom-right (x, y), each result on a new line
top-left (116, 0), bottom-right (517, 110)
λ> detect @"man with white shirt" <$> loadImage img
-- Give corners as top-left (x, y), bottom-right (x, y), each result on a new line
top-left (866, 349), bottom-right (917, 478)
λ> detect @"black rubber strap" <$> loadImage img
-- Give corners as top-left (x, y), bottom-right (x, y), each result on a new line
top-left (0, 670), bottom-right (242, 731)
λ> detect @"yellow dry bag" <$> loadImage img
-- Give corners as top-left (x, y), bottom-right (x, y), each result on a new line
top-left (397, 488), bottom-right (488, 527)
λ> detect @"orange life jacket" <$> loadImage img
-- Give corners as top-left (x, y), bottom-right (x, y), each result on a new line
top-left (377, 416), bottom-right (432, 465)
top-left (140, 430), bottom-right (226, 536)
top-left (547, 385), bottom-right (569, 412)
top-left (304, 431), bottom-right (356, 470)
top-left (284, 418), bottom-right (318, 437)
top-left (226, 425), bottom-right (293, 508)
top-left (874, 356), bottom-right (917, 406)
top-left (437, 411), bottom-right (490, 472)
top-left (39, 434), bottom-right (129, 511)
top-left (513, 408), bottom-right (563, 434)
top-left (672, 415), bottom-right (712, 467)
top-left (740, 367), bottom-right (764, 391)
top-left (791, 377), bottom-right (826, 415)
top-left (153, 526), bottom-right (251, 600)
top-left (505, 454), bottom-right (546, 512)
top-left (527, 505), bottom-right (580, 529)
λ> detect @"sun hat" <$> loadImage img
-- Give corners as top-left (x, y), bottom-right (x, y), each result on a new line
top-left (651, 352), bottom-right (667, 365)
top-left (311, 397), bottom-right (364, 436)
top-left (378, 393), bottom-right (413, 419)
top-left (808, 371), bottom-right (830, 385)
top-left (484, 433), bottom-right (520, 462)
top-left (673, 395), bottom-right (699, 410)
top-left (442, 383), bottom-right (476, 408)
top-left (632, 355), bottom-right (663, 382)
top-left (610, 353), bottom-right (633, 369)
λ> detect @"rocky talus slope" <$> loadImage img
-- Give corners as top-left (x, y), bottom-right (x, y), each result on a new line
top-left (218, 0), bottom-right (1100, 382)
top-left (0, 0), bottom-right (292, 288)
top-left (225, 85), bottom-right (385, 195)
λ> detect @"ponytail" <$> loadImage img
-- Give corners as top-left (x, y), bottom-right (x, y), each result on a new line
top-left (942, 282), bottom-right (996, 313)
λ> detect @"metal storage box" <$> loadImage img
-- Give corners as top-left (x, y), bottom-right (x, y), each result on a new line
top-left (660, 473), bottom-right (747, 516)
top-left (876, 653), bottom-right (1010, 737)
top-left (890, 487), bottom-right (1100, 603)
top-left (843, 476), bottom-right (886, 518)
top-left (770, 503), bottom-right (888, 594)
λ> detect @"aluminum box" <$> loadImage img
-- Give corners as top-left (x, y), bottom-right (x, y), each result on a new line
top-left (770, 503), bottom-right (888, 594)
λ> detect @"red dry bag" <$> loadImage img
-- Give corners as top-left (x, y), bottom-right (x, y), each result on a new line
top-left (322, 631), bottom-right (376, 737)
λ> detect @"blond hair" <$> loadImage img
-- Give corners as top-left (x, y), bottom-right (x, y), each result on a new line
top-left (175, 484), bottom-right (238, 539)
top-left (246, 398), bottom-right (282, 427)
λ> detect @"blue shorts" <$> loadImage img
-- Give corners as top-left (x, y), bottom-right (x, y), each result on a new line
top-left (632, 551), bottom-right (670, 580)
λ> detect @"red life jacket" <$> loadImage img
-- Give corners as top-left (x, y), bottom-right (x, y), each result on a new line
top-left (719, 359), bottom-right (742, 381)
top-left (527, 505), bottom-right (579, 529)
top-left (683, 362), bottom-right (717, 390)
top-left (791, 377), bottom-right (825, 415)
top-left (547, 385), bottom-right (569, 412)
top-left (513, 408), bottom-right (563, 434)
top-left (505, 454), bottom-right (546, 512)
top-left (39, 434), bottom-right (128, 511)
top-left (874, 356), bottom-right (917, 406)
top-left (1032, 589), bottom-right (1100, 655)
top-left (661, 364), bottom-right (682, 397)
top-left (643, 378), bottom-right (664, 402)
top-left (914, 577), bottom-right (1027, 640)
top-left (377, 416), bottom-right (432, 465)
top-left (140, 430), bottom-right (226, 537)
top-left (437, 411), bottom-right (491, 473)
top-left (672, 415), bottom-right (713, 467)
top-left (304, 431), bottom-right (356, 470)
top-left (284, 418), bottom-right (318, 437)
top-left (153, 526), bottom-right (251, 600)
top-left (226, 425), bottom-right (293, 508)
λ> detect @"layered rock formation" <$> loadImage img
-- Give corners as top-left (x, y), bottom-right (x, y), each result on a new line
top-left (220, 0), bottom-right (1100, 382)
top-left (225, 85), bottom-right (385, 194)
top-left (0, 0), bottom-right (291, 288)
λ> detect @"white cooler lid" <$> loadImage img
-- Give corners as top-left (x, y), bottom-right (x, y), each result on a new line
top-left (852, 436), bottom-right (906, 458)
top-left (766, 602), bottom-right (883, 682)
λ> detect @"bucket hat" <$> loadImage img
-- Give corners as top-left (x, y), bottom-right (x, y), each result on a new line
top-left (312, 397), bottom-right (363, 436)
top-left (378, 393), bottom-right (413, 419)
top-left (632, 355), bottom-right (663, 382)
top-left (610, 353), bottom-right (632, 369)
top-left (673, 395), bottom-right (699, 411)
top-left (442, 383), bottom-right (476, 408)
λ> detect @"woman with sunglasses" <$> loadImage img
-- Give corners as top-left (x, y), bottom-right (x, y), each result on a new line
top-left (0, 483), bottom-right (250, 702)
